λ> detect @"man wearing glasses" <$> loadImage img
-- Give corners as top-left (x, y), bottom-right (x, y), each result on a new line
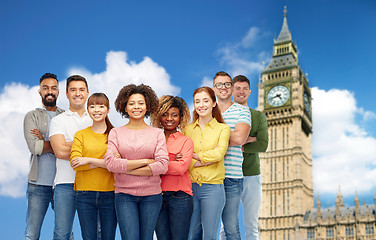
top-left (213, 71), bottom-right (251, 240)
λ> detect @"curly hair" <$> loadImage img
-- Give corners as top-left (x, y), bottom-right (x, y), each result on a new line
top-left (151, 95), bottom-right (191, 131)
top-left (192, 86), bottom-right (225, 124)
top-left (115, 84), bottom-right (159, 119)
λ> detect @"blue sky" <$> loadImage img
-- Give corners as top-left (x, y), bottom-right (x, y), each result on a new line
top-left (1, 0), bottom-right (376, 239)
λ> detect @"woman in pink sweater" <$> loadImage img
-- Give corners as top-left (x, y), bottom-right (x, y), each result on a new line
top-left (151, 95), bottom-right (194, 240)
top-left (104, 84), bottom-right (169, 240)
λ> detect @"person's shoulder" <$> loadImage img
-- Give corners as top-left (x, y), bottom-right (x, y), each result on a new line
top-left (24, 108), bottom-right (38, 118)
top-left (184, 122), bottom-right (195, 130)
top-left (77, 126), bottom-right (92, 134)
top-left (56, 107), bottom-right (65, 114)
top-left (51, 111), bottom-right (68, 122)
top-left (176, 131), bottom-right (193, 142)
top-left (148, 125), bottom-right (164, 134)
top-left (232, 102), bottom-right (246, 109)
top-left (25, 106), bottom-right (45, 116)
top-left (236, 103), bottom-right (250, 112)
top-left (250, 108), bottom-right (266, 117)
top-left (217, 121), bottom-right (231, 131)
top-left (109, 125), bottom-right (124, 133)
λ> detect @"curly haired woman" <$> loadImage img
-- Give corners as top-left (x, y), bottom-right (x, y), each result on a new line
top-left (104, 84), bottom-right (169, 240)
top-left (151, 95), bottom-right (194, 240)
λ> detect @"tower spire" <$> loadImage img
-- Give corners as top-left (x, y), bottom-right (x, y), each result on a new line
top-left (275, 5), bottom-right (292, 43)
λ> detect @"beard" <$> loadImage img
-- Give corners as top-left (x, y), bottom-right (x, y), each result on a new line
top-left (42, 94), bottom-right (57, 107)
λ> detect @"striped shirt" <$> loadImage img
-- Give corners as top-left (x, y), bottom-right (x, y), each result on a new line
top-left (222, 103), bottom-right (252, 178)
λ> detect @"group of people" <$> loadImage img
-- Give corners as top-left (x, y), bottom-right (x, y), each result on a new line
top-left (23, 71), bottom-right (268, 240)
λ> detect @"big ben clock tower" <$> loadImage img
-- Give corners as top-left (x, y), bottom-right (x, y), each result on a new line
top-left (258, 6), bottom-right (313, 240)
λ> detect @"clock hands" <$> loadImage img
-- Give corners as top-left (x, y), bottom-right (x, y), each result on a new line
top-left (268, 93), bottom-right (282, 101)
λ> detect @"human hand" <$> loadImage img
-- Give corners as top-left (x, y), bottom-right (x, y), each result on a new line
top-left (30, 129), bottom-right (43, 140)
top-left (70, 157), bottom-right (88, 168)
top-left (194, 160), bottom-right (215, 167)
top-left (145, 159), bottom-right (155, 165)
top-left (175, 153), bottom-right (184, 161)
top-left (114, 151), bottom-right (121, 158)
top-left (246, 136), bottom-right (257, 143)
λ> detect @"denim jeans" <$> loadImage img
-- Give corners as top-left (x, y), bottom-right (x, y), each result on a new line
top-left (76, 191), bottom-right (117, 240)
top-left (242, 175), bottom-right (262, 240)
top-left (115, 193), bottom-right (162, 240)
top-left (188, 183), bottom-right (225, 240)
top-left (155, 191), bottom-right (193, 240)
top-left (53, 183), bottom-right (76, 240)
top-left (219, 178), bottom-right (243, 240)
top-left (24, 183), bottom-right (54, 240)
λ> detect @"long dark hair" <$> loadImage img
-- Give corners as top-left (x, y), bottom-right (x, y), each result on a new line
top-left (87, 93), bottom-right (114, 138)
top-left (192, 86), bottom-right (224, 124)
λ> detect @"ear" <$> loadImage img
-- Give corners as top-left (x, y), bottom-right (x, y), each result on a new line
top-left (213, 102), bottom-right (217, 108)
top-left (249, 89), bottom-right (252, 96)
top-left (38, 89), bottom-right (42, 96)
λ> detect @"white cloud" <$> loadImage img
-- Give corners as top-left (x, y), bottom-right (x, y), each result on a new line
top-left (200, 76), bottom-right (212, 88)
top-left (312, 87), bottom-right (376, 196)
top-left (212, 26), bottom-right (376, 198)
top-left (0, 51), bottom-right (180, 197)
top-left (217, 26), bottom-right (270, 77)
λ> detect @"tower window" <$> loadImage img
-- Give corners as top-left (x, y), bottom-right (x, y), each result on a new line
top-left (270, 129), bottom-right (273, 150)
top-left (274, 159), bottom-right (277, 181)
top-left (274, 193), bottom-right (277, 215)
top-left (286, 126), bottom-right (289, 147)
top-left (345, 226), bottom-right (354, 236)
top-left (326, 227), bottom-right (334, 239)
top-left (274, 128), bottom-right (277, 150)
top-left (366, 224), bottom-right (374, 235)
top-left (283, 190), bottom-right (285, 214)
top-left (270, 193), bottom-right (273, 216)
top-left (307, 228), bottom-right (315, 239)
top-left (270, 157), bottom-right (273, 181)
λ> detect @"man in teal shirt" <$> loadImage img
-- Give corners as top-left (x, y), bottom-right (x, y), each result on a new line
top-left (232, 75), bottom-right (268, 240)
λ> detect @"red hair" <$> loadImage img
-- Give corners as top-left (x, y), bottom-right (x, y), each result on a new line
top-left (192, 86), bottom-right (224, 124)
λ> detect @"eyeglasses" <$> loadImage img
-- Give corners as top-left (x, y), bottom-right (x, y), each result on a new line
top-left (213, 82), bottom-right (232, 89)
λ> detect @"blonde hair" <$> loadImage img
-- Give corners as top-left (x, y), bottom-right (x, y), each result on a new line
top-left (151, 95), bottom-right (190, 131)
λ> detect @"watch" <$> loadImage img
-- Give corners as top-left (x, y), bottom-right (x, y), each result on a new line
top-left (266, 85), bottom-right (290, 107)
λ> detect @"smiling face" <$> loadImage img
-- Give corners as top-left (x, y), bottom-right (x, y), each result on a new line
top-left (88, 104), bottom-right (109, 122)
top-left (66, 80), bottom-right (89, 108)
top-left (194, 91), bottom-right (216, 119)
top-left (213, 75), bottom-right (233, 101)
top-left (126, 93), bottom-right (147, 120)
top-left (39, 78), bottom-right (59, 108)
top-left (160, 107), bottom-right (180, 132)
top-left (233, 81), bottom-right (251, 106)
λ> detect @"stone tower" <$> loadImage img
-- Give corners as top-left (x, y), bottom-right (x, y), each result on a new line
top-left (257, 6), bottom-right (314, 240)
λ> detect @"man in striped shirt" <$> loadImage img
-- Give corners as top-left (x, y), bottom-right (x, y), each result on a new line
top-left (213, 71), bottom-right (252, 240)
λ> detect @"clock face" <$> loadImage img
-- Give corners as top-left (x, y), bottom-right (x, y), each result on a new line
top-left (304, 92), bottom-right (310, 114)
top-left (266, 85), bottom-right (290, 107)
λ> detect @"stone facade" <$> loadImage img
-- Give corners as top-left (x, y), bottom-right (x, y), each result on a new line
top-left (258, 6), bottom-right (313, 240)
top-left (301, 192), bottom-right (376, 239)
top-left (257, 6), bottom-right (376, 240)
